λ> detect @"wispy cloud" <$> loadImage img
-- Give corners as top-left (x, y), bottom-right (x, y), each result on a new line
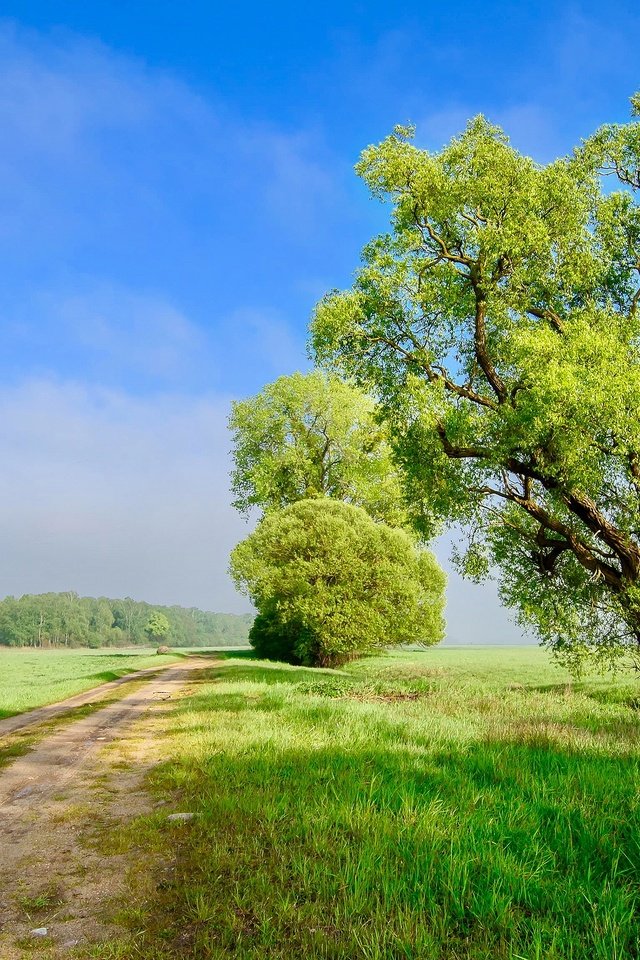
top-left (0, 22), bottom-right (348, 396)
top-left (58, 289), bottom-right (202, 379)
top-left (397, 6), bottom-right (640, 164)
top-left (0, 24), bottom-right (343, 612)
top-left (0, 378), bottom-right (250, 611)
top-left (243, 126), bottom-right (339, 237)
top-left (0, 377), bottom-right (522, 640)
top-left (0, 23), bottom-right (339, 236)
top-left (219, 307), bottom-right (308, 380)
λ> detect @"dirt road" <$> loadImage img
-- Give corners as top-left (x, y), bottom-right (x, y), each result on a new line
top-left (0, 660), bottom-right (187, 738)
top-left (0, 657), bottom-right (212, 958)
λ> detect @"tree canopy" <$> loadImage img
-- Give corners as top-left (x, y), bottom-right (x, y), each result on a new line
top-left (0, 592), bottom-right (252, 648)
top-left (229, 370), bottom-right (407, 527)
top-left (229, 498), bottom-right (446, 667)
top-left (145, 611), bottom-right (171, 644)
top-left (311, 95), bottom-right (640, 670)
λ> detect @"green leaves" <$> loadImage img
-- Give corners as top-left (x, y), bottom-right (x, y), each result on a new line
top-left (580, 92), bottom-right (640, 190)
top-left (311, 95), bottom-right (640, 668)
top-left (229, 370), bottom-right (408, 528)
top-left (145, 611), bottom-right (170, 643)
top-left (229, 499), bottom-right (446, 667)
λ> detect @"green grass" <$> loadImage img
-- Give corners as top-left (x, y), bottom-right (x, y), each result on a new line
top-left (94, 646), bottom-right (640, 960)
top-left (0, 648), bottom-right (182, 717)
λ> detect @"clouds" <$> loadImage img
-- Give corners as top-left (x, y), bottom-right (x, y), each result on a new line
top-left (0, 378), bottom-right (251, 611)
top-left (0, 377), bottom-right (523, 639)
top-left (0, 23), bottom-right (338, 240)
top-left (400, 6), bottom-right (640, 163)
top-left (0, 24), bottom-right (337, 615)
top-left (17, 285), bottom-right (209, 388)
top-left (57, 288), bottom-right (202, 380)
top-left (0, 23), bottom-right (352, 397)
top-left (3, 281), bottom-right (308, 399)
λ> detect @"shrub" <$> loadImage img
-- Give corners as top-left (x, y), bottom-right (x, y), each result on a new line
top-left (230, 499), bottom-right (446, 667)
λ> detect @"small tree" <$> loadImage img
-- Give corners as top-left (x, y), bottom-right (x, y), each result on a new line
top-left (229, 499), bottom-right (446, 667)
top-left (144, 612), bottom-right (170, 646)
top-left (229, 370), bottom-right (408, 528)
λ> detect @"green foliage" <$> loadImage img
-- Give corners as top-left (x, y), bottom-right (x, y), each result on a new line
top-left (229, 370), bottom-right (407, 527)
top-left (247, 604), bottom-right (306, 664)
top-left (583, 91), bottom-right (640, 189)
top-left (144, 611), bottom-right (171, 643)
top-left (311, 95), bottom-right (640, 669)
top-left (230, 499), bottom-right (446, 667)
top-left (0, 592), bottom-right (252, 648)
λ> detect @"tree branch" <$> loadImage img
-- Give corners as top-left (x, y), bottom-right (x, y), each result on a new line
top-left (470, 271), bottom-right (507, 402)
top-left (412, 210), bottom-right (472, 268)
top-left (435, 422), bottom-right (488, 459)
top-left (527, 305), bottom-right (565, 334)
top-left (366, 336), bottom-right (498, 410)
top-left (474, 484), bottom-right (624, 589)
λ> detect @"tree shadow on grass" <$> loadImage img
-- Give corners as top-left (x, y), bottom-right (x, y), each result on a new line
top-left (220, 649), bottom-right (256, 660)
top-left (143, 718), bottom-right (640, 960)
top-left (208, 660), bottom-right (346, 686)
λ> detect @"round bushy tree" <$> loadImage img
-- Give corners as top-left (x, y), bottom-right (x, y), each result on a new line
top-left (144, 611), bottom-right (170, 645)
top-left (230, 498), bottom-right (446, 667)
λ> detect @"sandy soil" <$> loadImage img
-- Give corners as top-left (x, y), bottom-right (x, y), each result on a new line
top-left (0, 661), bottom-right (183, 737)
top-left (0, 658), bottom-right (212, 958)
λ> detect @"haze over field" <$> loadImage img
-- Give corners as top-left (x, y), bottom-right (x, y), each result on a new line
top-left (0, 2), bottom-right (638, 642)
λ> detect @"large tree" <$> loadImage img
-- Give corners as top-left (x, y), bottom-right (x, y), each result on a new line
top-left (229, 370), bottom-right (407, 527)
top-left (311, 96), bottom-right (640, 670)
top-left (230, 499), bottom-right (445, 667)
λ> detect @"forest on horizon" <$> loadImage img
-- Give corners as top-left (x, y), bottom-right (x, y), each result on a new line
top-left (0, 592), bottom-right (252, 649)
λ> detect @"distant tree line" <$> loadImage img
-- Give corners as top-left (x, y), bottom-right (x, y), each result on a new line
top-left (0, 592), bottom-right (252, 648)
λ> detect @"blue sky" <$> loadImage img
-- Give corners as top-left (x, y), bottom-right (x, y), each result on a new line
top-left (0, 2), bottom-right (638, 637)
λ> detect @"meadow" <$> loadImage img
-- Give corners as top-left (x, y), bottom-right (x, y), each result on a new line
top-left (0, 648), bottom-right (181, 718)
top-left (99, 646), bottom-right (640, 960)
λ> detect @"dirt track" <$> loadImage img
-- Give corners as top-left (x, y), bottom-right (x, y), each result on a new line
top-left (0, 657), bottom-right (212, 958)
top-left (0, 660), bottom-right (187, 738)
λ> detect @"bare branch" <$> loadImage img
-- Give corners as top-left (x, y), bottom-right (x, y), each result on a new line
top-left (527, 305), bottom-right (565, 334)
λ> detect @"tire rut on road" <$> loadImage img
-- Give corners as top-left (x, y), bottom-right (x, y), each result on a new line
top-left (0, 657), bottom-right (212, 958)
top-left (0, 660), bottom-right (190, 738)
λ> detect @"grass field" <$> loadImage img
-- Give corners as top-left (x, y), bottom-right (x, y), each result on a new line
top-left (0, 648), bottom-right (182, 718)
top-left (97, 646), bottom-right (640, 960)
